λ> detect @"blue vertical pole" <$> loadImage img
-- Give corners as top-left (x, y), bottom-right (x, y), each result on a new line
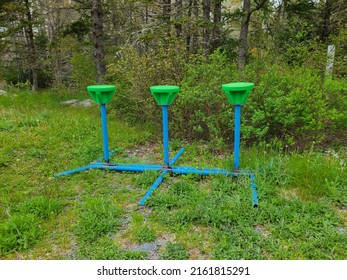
top-left (250, 173), bottom-right (259, 207)
top-left (234, 105), bottom-right (241, 170)
top-left (100, 103), bottom-right (110, 163)
top-left (162, 105), bottom-right (170, 167)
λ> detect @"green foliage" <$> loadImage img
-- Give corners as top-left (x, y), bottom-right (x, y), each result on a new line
top-left (107, 47), bottom-right (346, 149)
top-left (242, 64), bottom-right (328, 148)
top-left (70, 53), bottom-right (96, 90)
top-left (323, 79), bottom-right (347, 135)
top-left (63, 15), bottom-right (92, 40)
top-left (330, 23), bottom-right (347, 78)
top-left (175, 52), bottom-right (346, 149)
top-left (106, 39), bottom-right (187, 124)
top-left (172, 51), bottom-right (236, 146)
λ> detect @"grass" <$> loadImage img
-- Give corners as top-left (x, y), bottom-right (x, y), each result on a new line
top-left (0, 90), bottom-right (346, 260)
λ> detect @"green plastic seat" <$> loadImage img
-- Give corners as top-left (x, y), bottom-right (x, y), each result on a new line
top-left (150, 85), bottom-right (180, 105)
top-left (87, 85), bottom-right (116, 105)
top-left (222, 82), bottom-right (254, 105)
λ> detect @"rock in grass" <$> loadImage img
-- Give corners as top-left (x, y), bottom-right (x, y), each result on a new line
top-left (0, 90), bottom-right (7, 95)
top-left (336, 226), bottom-right (347, 235)
top-left (131, 242), bottom-right (160, 253)
top-left (60, 99), bottom-right (78, 105)
top-left (73, 99), bottom-right (94, 107)
top-left (60, 99), bottom-right (95, 107)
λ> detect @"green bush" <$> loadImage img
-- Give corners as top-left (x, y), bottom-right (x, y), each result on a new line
top-left (173, 52), bottom-right (346, 149)
top-left (70, 53), bottom-right (96, 90)
top-left (242, 65), bottom-right (329, 148)
top-left (172, 51), bottom-right (236, 147)
top-left (106, 48), bottom-right (346, 150)
top-left (106, 39), bottom-right (187, 124)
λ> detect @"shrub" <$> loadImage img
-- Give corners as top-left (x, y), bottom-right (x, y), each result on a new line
top-left (173, 52), bottom-right (346, 150)
top-left (70, 53), bottom-right (96, 90)
top-left (242, 65), bottom-right (329, 148)
top-left (106, 39), bottom-right (187, 124)
top-left (172, 50), bottom-right (236, 147)
top-left (106, 47), bottom-right (346, 150)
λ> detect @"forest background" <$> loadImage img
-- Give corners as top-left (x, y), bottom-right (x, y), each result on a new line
top-left (0, 0), bottom-right (346, 150)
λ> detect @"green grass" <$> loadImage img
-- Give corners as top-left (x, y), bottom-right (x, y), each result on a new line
top-left (0, 90), bottom-right (346, 260)
top-left (75, 197), bottom-right (123, 244)
top-left (160, 242), bottom-right (190, 260)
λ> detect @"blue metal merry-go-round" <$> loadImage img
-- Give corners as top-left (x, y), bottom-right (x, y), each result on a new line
top-left (55, 83), bottom-right (259, 207)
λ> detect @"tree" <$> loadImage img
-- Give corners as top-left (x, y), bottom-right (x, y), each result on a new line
top-left (23, 0), bottom-right (38, 91)
top-left (237, 0), bottom-right (268, 69)
top-left (318, 0), bottom-right (347, 43)
top-left (202, 0), bottom-right (211, 52)
top-left (174, 0), bottom-right (183, 37)
top-left (0, 0), bottom-right (43, 90)
top-left (91, 0), bottom-right (106, 84)
top-left (162, 0), bottom-right (171, 36)
top-left (211, 0), bottom-right (222, 51)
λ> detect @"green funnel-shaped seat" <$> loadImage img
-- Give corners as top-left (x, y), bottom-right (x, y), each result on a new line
top-left (150, 85), bottom-right (180, 105)
top-left (87, 85), bottom-right (116, 105)
top-left (222, 82), bottom-right (254, 105)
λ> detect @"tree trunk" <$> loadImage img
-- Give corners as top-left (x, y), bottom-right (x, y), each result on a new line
top-left (321, 0), bottom-right (333, 43)
top-left (162, 0), bottom-right (171, 36)
top-left (186, 0), bottom-right (192, 50)
top-left (237, 0), bottom-right (251, 69)
top-left (202, 0), bottom-right (211, 53)
top-left (191, 0), bottom-right (199, 52)
top-left (175, 0), bottom-right (183, 37)
top-left (212, 0), bottom-right (222, 51)
top-left (91, 0), bottom-right (106, 84)
top-left (24, 0), bottom-right (38, 91)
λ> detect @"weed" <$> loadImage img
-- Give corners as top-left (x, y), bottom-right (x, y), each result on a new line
top-left (134, 225), bottom-right (156, 243)
top-left (77, 236), bottom-right (147, 260)
top-left (0, 214), bottom-right (45, 254)
top-left (75, 197), bottom-right (122, 244)
top-left (15, 196), bottom-right (64, 220)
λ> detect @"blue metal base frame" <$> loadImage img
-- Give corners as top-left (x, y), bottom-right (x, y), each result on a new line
top-left (54, 147), bottom-right (259, 207)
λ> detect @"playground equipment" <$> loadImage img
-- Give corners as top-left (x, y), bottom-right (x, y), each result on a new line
top-left (55, 84), bottom-right (259, 207)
